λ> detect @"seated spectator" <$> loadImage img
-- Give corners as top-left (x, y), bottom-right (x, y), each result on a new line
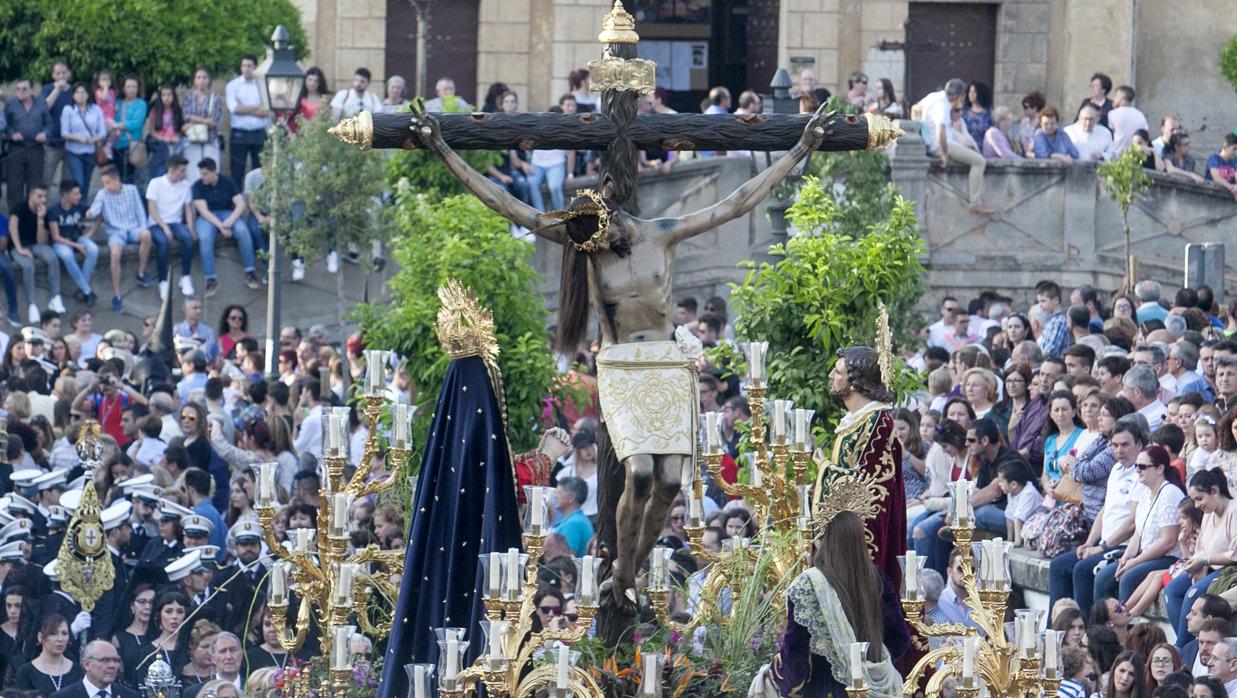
top-left (381, 74), bottom-right (410, 113)
top-left (191, 158), bottom-right (261, 295)
top-left (1058, 645), bottom-right (1098, 698)
top-left (1145, 643), bottom-right (1182, 690)
top-left (1125, 496), bottom-right (1200, 618)
top-left (1204, 133), bottom-right (1237, 199)
top-left (8, 185), bottom-right (66, 323)
top-left (913, 78), bottom-right (991, 214)
top-left (47, 178), bottom-right (99, 306)
top-left (1033, 106), bottom-right (1079, 163)
top-left (147, 154), bottom-right (196, 298)
top-left (1064, 104), bottom-right (1112, 162)
top-left (982, 106), bottom-right (1020, 159)
top-left (997, 459), bottom-right (1040, 545)
top-left (330, 67), bottom-right (382, 121)
top-left (88, 165), bottom-right (167, 314)
top-left (423, 77), bottom-right (471, 113)
top-left (1159, 132), bottom-right (1203, 183)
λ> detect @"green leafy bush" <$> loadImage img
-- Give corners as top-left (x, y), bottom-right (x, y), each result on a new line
top-left (355, 189), bottom-right (557, 455)
top-left (5, 0), bottom-right (307, 89)
top-left (1222, 34), bottom-right (1237, 96)
top-left (727, 176), bottom-right (925, 434)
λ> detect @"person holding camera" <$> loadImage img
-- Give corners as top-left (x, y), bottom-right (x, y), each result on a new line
top-left (71, 364), bottom-right (147, 442)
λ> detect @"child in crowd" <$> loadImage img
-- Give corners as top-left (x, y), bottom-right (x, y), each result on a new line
top-left (997, 460), bottom-right (1042, 546)
top-left (926, 367), bottom-right (952, 413)
top-left (1189, 411), bottom-right (1221, 478)
top-left (1126, 498), bottom-right (1203, 619)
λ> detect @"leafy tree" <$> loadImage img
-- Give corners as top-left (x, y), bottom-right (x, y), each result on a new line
top-left (1223, 34), bottom-right (1237, 96)
top-left (355, 189), bottom-right (558, 456)
top-left (726, 177), bottom-right (926, 435)
top-left (1098, 146), bottom-right (1153, 295)
top-left (4, 0), bottom-right (306, 88)
top-left (385, 148), bottom-right (502, 204)
top-left (255, 111), bottom-right (385, 330)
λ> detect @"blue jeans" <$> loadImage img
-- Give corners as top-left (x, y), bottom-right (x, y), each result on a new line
top-left (1167, 569), bottom-right (1223, 647)
top-left (527, 161), bottom-right (566, 211)
top-left (1094, 555), bottom-right (1175, 604)
top-left (161, 223), bottom-right (194, 276)
top-left (910, 504), bottom-right (1007, 576)
top-left (195, 213), bottom-right (257, 278)
top-left (64, 151), bottom-right (96, 197)
top-left (53, 236), bottom-right (99, 296)
top-left (0, 254), bottom-right (19, 316)
top-left (488, 171), bottom-right (531, 206)
top-left (229, 128), bottom-right (266, 184)
top-left (1048, 546), bottom-right (1125, 619)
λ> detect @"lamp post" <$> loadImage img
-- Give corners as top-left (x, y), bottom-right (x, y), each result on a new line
top-left (764, 67), bottom-right (804, 240)
top-left (259, 25), bottom-right (304, 375)
top-left (410, 0), bottom-right (438, 99)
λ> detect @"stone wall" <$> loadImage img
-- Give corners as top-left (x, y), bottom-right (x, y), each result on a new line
top-left (889, 126), bottom-right (1237, 310)
top-left (296, 0), bottom-right (386, 93)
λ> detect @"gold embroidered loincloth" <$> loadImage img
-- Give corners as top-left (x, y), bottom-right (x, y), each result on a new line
top-left (596, 341), bottom-right (697, 462)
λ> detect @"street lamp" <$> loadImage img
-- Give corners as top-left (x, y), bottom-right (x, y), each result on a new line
top-left (764, 67), bottom-right (805, 238)
top-left (258, 25), bottom-right (304, 376)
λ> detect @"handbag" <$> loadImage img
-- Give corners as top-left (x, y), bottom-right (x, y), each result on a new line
top-left (119, 100), bottom-right (150, 168)
top-left (186, 94), bottom-right (215, 144)
top-left (1033, 503), bottom-right (1088, 558)
top-left (74, 107), bottom-right (110, 167)
top-left (1051, 475), bottom-right (1083, 505)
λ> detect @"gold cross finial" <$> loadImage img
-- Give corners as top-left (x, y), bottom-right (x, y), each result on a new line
top-left (599, 1), bottom-right (639, 44)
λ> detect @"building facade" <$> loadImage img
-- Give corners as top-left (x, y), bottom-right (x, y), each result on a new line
top-left (292, 0), bottom-right (1235, 147)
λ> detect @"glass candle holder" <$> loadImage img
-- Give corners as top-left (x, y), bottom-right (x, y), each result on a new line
top-left (482, 619), bottom-right (509, 669)
top-left (771, 399), bottom-right (793, 444)
top-left (742, 341), bottom-right (769, 388)
top-left (948, 479), bottom-right (974, 527)
top-left (331, 625), bottom-right (355, 670)
top-left (270, 561), bottom-right (289, 605)
top-left (434, 628), bottom-right (469, 687)
top-left (405, 663), bottom-right (435, 698)
top-left (479, 552), bottom-right (504, 600)
top-left (1014, 608), bottom-right (1043, 659)
top-left (391, 403), bottom-right (416, 450)
top-left (522, 485), bottom-right (554, 535)
top-left (323, 406), bottom-right (352, 459)
top-left (1040, 629), bottom-right (1064, 679)
top-left (647, 546), bottom-right (671, 592)
top-left (363, 349), bottom-right (389, 397)
top-left (578, 554), bottom-right (602, 607)
top-left (639, 650), bottom-right (664, 697)
top-left (700, 412), bottom-right (724, 455)
top-left (792, 408), bottom-right (816, 451)
top-left (501, 548), bottom-right (529, 601)
top-left (898, 552), bottom-right (925, 601)
top-left (254, 462), bottom-right (278, 508)
top-left (848, 642), bottom-right (869, 686)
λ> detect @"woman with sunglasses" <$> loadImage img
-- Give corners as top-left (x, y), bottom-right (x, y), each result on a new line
top-left (1095, 445), bottom-right (1186, 607)
top-left (911, 419), bottom-right (969, 573)
top-left (532, 585), bottom-right (567, 632)
top-left (178, 402), bottom-right (213, 472)
top-left (216, 304), bottom-right (251, 361)
top-left (1057, 645), bottom-right (1098, 698)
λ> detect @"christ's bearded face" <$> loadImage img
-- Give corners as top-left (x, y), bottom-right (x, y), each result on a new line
top-left (828, 358), bottom-right (851, 400)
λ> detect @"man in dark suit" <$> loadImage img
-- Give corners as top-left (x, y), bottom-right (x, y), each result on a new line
top-left (181, 631), bottom-right (245, 698)
top-left (50, 639), bottom-right (140, 698)
top-left (168, 544), bottom-right (233, 629)
top-left (222, 521), bottom-right (264, 633)
top-left (134, 499), bottom-right (191, 587)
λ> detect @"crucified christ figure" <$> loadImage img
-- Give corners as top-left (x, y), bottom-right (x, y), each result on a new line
top-left (409, 106), bottom-right (831, 607)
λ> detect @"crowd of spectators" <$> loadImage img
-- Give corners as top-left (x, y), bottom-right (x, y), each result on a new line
top-left (0, 293), bottom-right (415, 696)
top-left (892, 278), bottom-right (1237, 696)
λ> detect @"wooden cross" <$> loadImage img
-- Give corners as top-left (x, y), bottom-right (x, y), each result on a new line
top-left (333, 0), bottom-right (900, 645)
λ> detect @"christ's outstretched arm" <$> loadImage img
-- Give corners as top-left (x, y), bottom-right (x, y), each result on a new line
top-left (412, 114), bottom-right (566, 245)
top-left (664, 106), bottom-right (834, 244)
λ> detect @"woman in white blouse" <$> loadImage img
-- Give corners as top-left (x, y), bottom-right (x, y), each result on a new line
top-left (1094, 445), bottom-right (1185, 604)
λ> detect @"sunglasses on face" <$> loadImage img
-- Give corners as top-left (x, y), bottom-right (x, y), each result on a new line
top-left (670, 515), bottom-right (685, 522)
top-left (181, 413), bottom-right (198, 422)
top-left (538, 605), bottom-right (561, 616)
top-left (229, 315), bottom-right (244, 321)
top-left (1135, 461), bottom-right (1156, 470)
top-left (564, 613), bottom-right (579, 622)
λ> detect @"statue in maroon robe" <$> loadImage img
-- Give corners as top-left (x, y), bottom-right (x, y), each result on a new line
top-left (811, 346), bottom-right (907, 591)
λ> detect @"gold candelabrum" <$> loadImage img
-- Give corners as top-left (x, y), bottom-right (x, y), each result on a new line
top-left (257, 353), bottom-right (414, 697)
top-left (407, 525), bottom-right (606, 698)
top-left (899, 480), bottom-right (1064, 697)
top-left (649, 342), bottom-right (817, 632)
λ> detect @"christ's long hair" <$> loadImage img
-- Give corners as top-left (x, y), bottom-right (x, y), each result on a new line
top-left (556, 194), bottom-right (630, 354)
top-left (812, 511), bottom-right (883, 661)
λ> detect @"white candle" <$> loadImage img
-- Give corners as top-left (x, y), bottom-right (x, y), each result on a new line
top-left (445, 636), bottom-right (459, 681)
top-left (505, 548), bottom-right (520, 599)
top-left (392, 403), bottom-right (412, 449)
top-left (335, 564), bottom-right (355, 606)
top-left (488, 552), bottom-right (501, 598)
top-left (294, 529), bottom-right (311, 553)
top-left (994, 539), bottom-right (1008, 585)
top-left (642, 653), bottom-right (658, 696)
top-left (751, 460), bottom-right (763, 488)
top-left (962, 636), bottom-right (976, 680)
top-left (793, 409), bottom-right (807, 448)
top-left (414, 665), bottom-right (427, 698)
top-left (581, 555), bottom-right (595, 604)
top-left (490, 620), bottom-right (506, 661)
top-left (1044, 630), bottom-right (1060, 674)
top-left (772, 400), bottom-right (789, 443)
top-left (364, 350), bottom-right (386, 397)
top-left (745, 342), bottom-right (767, 386)
top-left (954, 478), bottom-right (971, 525)
top-left (651, 548), bottom-right (665, 589)
top-left (556, 643), bottom-right (569, 689)
top-left (704, 412), bottom-right (722, 454)
top-left (905, 552), bottom-right (919, 595)
top-left (531, 487), bottom-right (545, 532)
top-left (331, 493), bottom-right (349, 536)
top-left (333, 626), bottom-right (353, 669)
top-left (689, 497), bottom-right (702, 523)
top-left (256, 462), bottom-right (276, 506)
top-left (849, 642), bottom-right (865, 683)
top-left (271, 562), bottom-right (287, 604)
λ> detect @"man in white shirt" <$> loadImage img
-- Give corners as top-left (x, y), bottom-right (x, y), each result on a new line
top-left (146, 154), bottom-right (197, 298)
top-left (926, 296), bottom-right (961, 349)
top-left (913, 78), bottom-right (991, 214)
top-left (330, 67), bottom-right (383, 121)
top-left (1064, 104), bottom-right (1112, 162)
top-left (293, 378), bottom-right (325, 462)
top-left (1104, 85), bottom-right (1148, 160)
top-left (224, 54), bottom-right (270, 184)
top-left (1047, 418), bottom-right (1145, 616)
